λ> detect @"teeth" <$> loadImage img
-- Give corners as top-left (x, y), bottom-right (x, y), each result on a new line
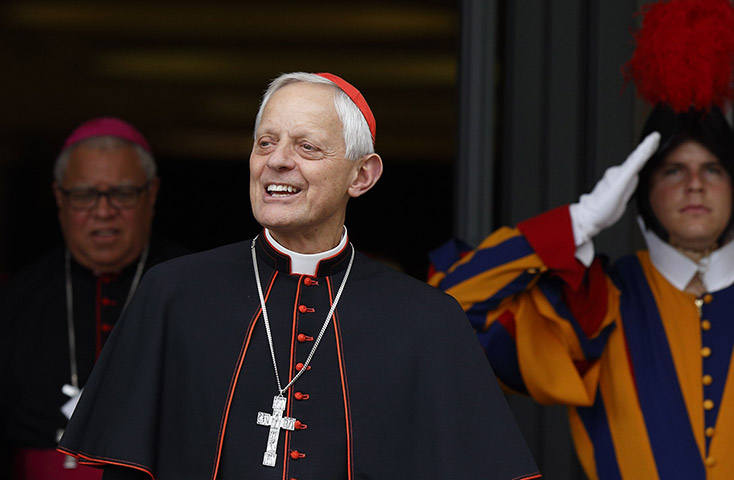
top-left (267, 184), bottom-right (300, 194)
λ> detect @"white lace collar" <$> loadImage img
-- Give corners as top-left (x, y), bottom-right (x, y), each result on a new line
top-left (638, 217), bottom-right (734, 293)
top-left (264, 227), bottom-right (348, 276)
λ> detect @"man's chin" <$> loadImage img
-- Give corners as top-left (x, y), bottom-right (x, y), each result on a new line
top-left (670, 233), bottom-right (723, 251)
top-left (255, 213), bottom-right (302, 233)
top-left (76, 247), bottom-right (137, 273)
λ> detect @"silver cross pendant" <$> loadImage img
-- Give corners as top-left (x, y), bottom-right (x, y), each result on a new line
top-left (256, 395), bottom-right (296, 467)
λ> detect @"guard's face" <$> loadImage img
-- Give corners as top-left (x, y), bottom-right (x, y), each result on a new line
top-left (249, 82), bottom-right (361, 253)
top-left (649, 140), bottom-right (733, 250)
top-left (53, 144), bottom-right (159, 273)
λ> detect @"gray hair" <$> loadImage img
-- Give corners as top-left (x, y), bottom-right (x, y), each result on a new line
top-left (54, 136), bottom-right (157, 184)
top-left (253, 72), bottom-right (374, 161)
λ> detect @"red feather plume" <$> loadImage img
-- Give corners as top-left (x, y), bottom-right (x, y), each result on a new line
top-left (623, 0), bottom-right (734, 112)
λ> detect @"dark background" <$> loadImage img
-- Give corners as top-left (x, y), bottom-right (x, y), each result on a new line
top-left (0, 0), bottom-right (459, 279)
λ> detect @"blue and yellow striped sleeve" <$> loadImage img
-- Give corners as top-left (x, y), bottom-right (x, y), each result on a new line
top-left (430, 206), bottom-right (619, 406)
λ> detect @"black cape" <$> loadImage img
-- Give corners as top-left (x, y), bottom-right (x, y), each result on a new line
top-left (59, 235), bottom-right (540, 480)
top-left (1, 237), bottom-right (190, 446)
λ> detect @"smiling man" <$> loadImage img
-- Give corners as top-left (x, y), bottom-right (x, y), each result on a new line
top-left (0, 117), bottom-right (189, 480)
top-left (57, 73), bottom-right (540, 480)
top-left (248, 76), bottom-right (381, 254)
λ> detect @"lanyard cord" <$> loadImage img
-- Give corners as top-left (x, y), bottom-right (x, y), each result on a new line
top-left (63, 245), bottom-right (149, 388)
top-left (251, 237), bottom-right (354, 395)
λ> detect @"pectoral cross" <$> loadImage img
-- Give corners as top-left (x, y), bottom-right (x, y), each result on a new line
top-left (257, 395), bottom-right (296, 467)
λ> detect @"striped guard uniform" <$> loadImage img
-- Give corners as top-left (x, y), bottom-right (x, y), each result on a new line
top-left (429, 206), bottom-right (734, 480)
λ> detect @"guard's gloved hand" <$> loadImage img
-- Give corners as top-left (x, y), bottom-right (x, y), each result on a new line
top-left (569, 131), bottom-right (660, 264)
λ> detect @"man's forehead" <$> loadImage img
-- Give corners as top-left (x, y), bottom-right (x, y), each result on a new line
top-left (257, 84), bottom-right (341, 134)
top-left (278, 80), bottom-right (334, 96)
top-left (65, 145), bottom-right (145, 176)
top-left (662, 142), bottom-right (719, 162)
top-left (267, 83), bottom-right (335, 112)
top-left (69, 143), bottom-right (140, 163)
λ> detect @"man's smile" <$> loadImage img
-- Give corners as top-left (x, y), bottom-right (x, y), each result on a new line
top-left (266, 184), bottom-right (302, 197)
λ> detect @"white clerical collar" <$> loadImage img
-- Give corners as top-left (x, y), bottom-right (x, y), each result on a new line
top-left (264, 227), bottom-right (349, 276)
top-left (637, 216), bottom-right (734, 293)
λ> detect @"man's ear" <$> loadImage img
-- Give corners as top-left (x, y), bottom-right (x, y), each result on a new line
top-left (348, 153), bottom-right (383, 198)
top-left (147, 177), bottom-right (161, 207)
top-left (52, 182), bottom-right (63, 208)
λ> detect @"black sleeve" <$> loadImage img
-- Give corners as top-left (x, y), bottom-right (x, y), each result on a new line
top-left (102, 466), bottom-right (150, 480)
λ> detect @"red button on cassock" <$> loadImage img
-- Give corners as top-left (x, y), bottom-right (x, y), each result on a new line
top-left (297, 333), bottom-right (313, 343)
top-left (290, 450), bottom-right (305, 460)
top-left (295, 363), bottom-right (311, 371)
top-left (294, 392), bottom-right (309, 401)
top-left (294, 420), bottom-right (308, 430)
top-left (304, 277), bottom-right (318, 286)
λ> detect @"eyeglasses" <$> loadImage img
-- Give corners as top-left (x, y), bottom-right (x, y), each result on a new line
top-left (58, 181), bottom-right (152, 210)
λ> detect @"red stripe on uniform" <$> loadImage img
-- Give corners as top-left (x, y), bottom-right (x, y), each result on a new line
top-left (210, 271), bottom-right (278, 480)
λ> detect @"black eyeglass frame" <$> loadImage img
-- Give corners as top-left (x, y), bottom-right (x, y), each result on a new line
top-left (58, 181), bottom-right (153, 210)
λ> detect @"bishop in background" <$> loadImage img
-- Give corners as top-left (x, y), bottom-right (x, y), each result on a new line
top-left (58, 72), bottom-right (540, 480)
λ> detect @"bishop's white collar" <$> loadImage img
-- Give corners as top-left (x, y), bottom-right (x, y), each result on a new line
top-left (264, 227), bottom-right (349, 276)
top-left (638, 217), bottom-right (734, 293)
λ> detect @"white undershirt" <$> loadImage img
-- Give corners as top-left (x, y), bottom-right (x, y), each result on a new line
top-left (264, 227), bottom-right (349, 276)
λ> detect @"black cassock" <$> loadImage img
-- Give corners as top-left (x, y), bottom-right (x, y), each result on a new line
top-left (1, 236), bottom-right (189, 479)
top-left (59, 233), bottom-right (540, 480)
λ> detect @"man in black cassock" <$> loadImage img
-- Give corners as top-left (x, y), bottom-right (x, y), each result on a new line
top-left (58, 72), bottom-right (541, 480)
top-left (1, 118), bottom-right (189, 480)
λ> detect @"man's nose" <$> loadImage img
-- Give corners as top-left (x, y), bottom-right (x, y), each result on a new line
top-left (266, 145), bottom-right (296, 170)
top-left (685, 170), bottom-right (704, 192)
top-left (92, 193), bottom-right (119, 215)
